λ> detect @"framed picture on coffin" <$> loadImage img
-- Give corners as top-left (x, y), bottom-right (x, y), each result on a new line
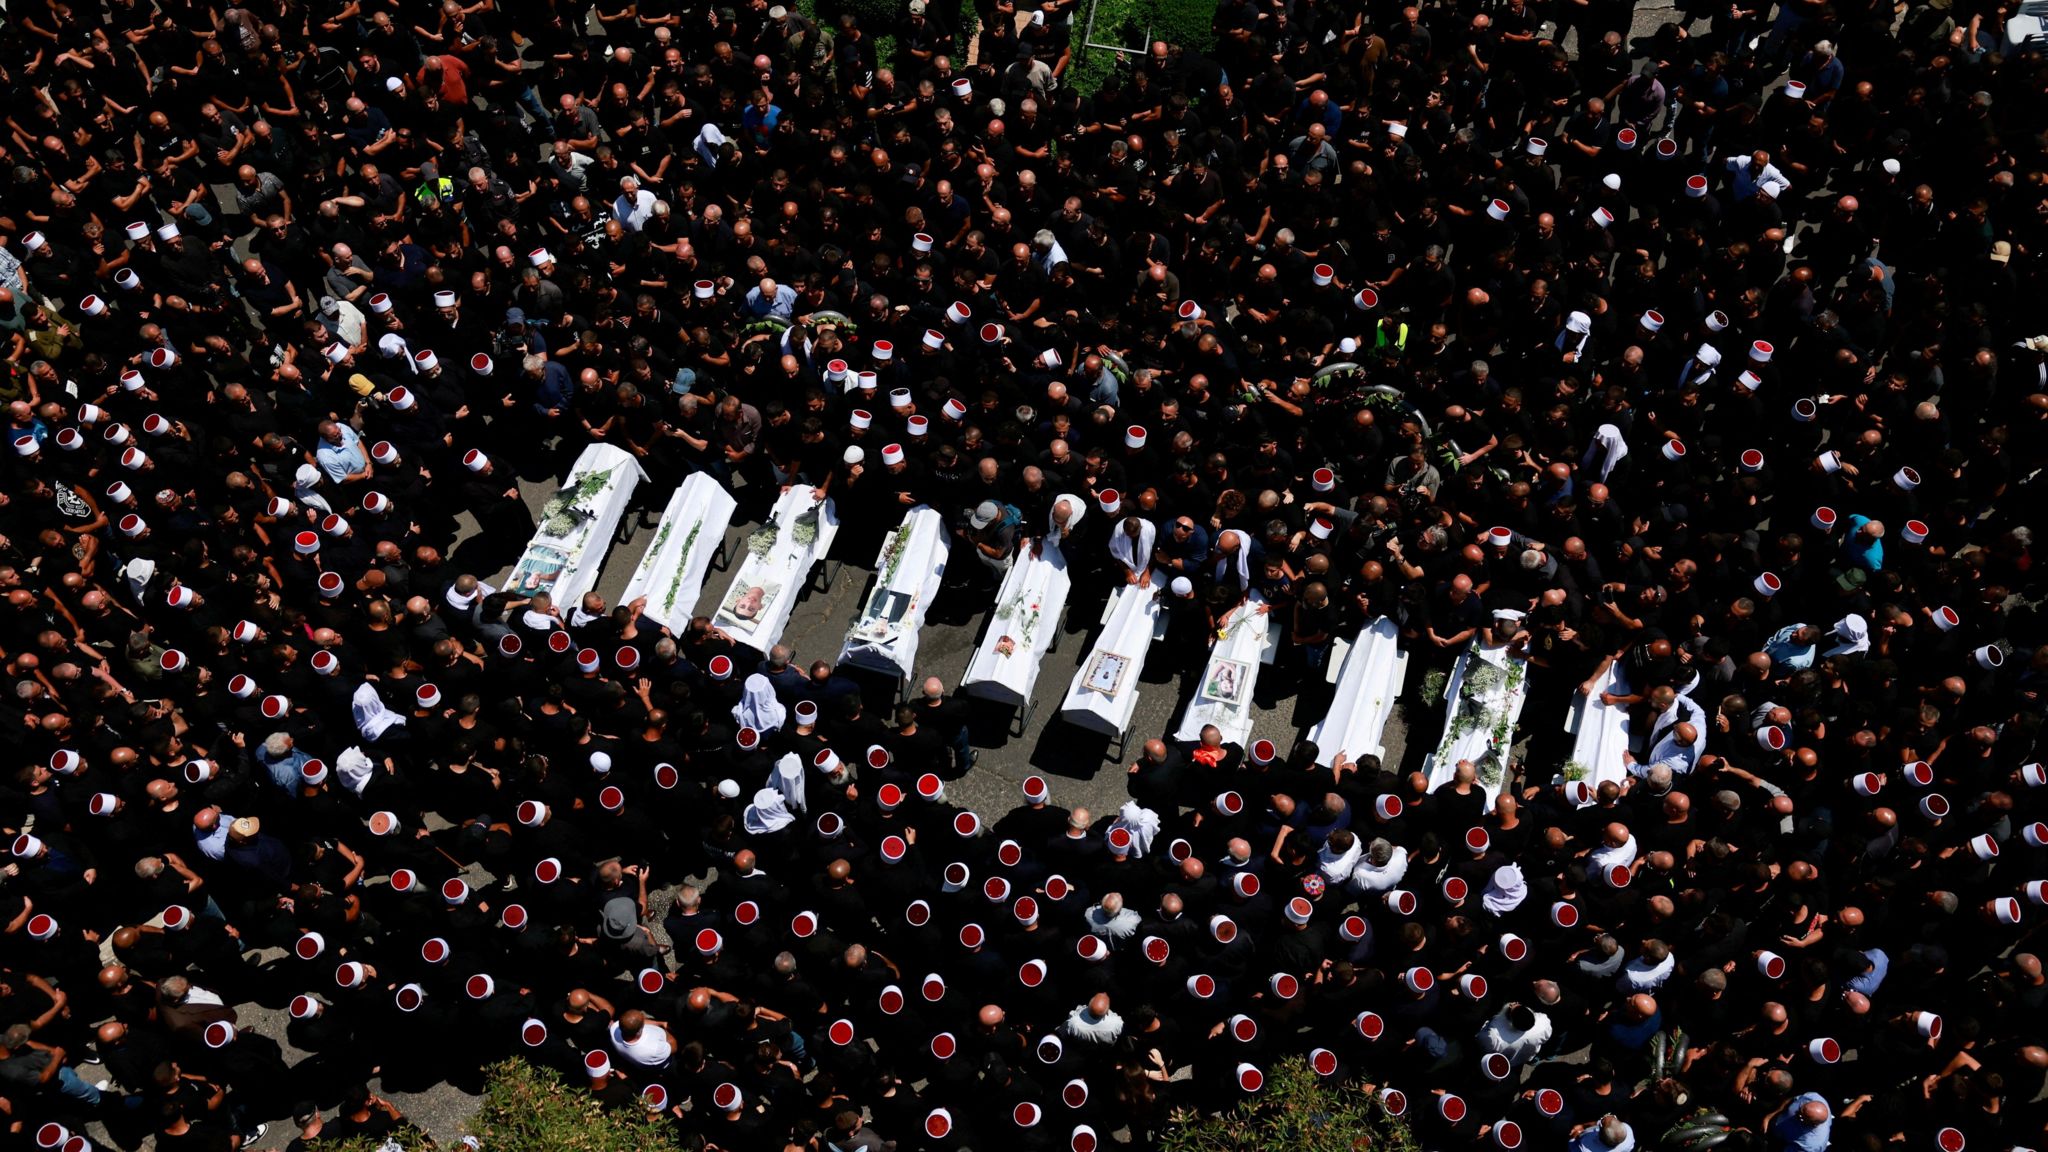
top-left (716, 578), bottom-right (782, 637)
top-left (1202, 659), bottom-right (1251, 707)
top-left (1082, 650), bottom-right (1131, 697)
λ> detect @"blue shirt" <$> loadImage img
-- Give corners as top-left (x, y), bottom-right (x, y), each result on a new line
top-left (315, 425), bottom-right (367, 483)
top-left (1604, 1005), bottom-right (1663, 1051)
top-left (1841, 514), bottom-right (1884, 572)
top-left (744, 283), bottom-right (797, 320)
top-left (257, 744), bottom-right (311, 795)
top-left (1846, 947), bottom-right (1889, 995)
top-left (1764, 624), bottom-right (1817, 671)
top-left (1770, 1094), bottom-right (1833, 1152)
top-left (1800, 55), bottom-right (1846, 97)
top-left (1157, 522), bottom-right (1212, 572)
top-left (741, 102), bottom-right (782, 148)
top-left (1728, 156), bottom-right (1791, 202)
top-left (533, 360), bottom-right (575, 416)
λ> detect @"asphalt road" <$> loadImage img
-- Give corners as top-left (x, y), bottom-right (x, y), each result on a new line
top-left (69, 6), bottom-right (1690, 1143)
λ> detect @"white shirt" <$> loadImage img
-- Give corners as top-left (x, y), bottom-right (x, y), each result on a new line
top-left (1477, 1009), bottom-right (1552, 1064)
top-left (1318, 837), bottom-right (1363, 884)
top-left (1084, 905), bottom-right (1141, 941)
top-left (614, 189), bottom-right (658, 232)
top-left (1639, 695), bottom-right (1707, 775)
top-left (1350, 846), bottom-right (1409, 892)
top-left (610, 1021), bottom-right (674, 1066)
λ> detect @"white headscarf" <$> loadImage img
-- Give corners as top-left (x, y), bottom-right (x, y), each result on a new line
top-left (1112, 800), bottom-right (1160, 857)
top-left (351, 682), bottom-right (406, 742)
top-left (1556, 310), bottom-right (1592, 357)
top-left (771, 752), bottom-right (806, 815)
top-left (695, 123), bottom-right (728, 167)
top-left (1046, 494), bottom-right (1087, 553)
top-left (377, 332), bottom-right (416, 373)
top-left (1482, 864), bottom-right (1528, 914)
top-left (293, 468), bottom-right (335, 515)
top-left (733, 673), bottom-right (787, 733)
top-left (334, 746), bottom-right (375, 796)
top-left (1582, 423), bottom-right (1630, 482)
top-left (1824, 614), bottom-right (1870, 658)
top-left (742, 787), bottom-right (794, 834)
top-left (123, 557), bottom-right (157, 605)
top-left (1107, 517), bottom-right (1156, 579)
top-left (1212, 529), bottom-right (1253, 591)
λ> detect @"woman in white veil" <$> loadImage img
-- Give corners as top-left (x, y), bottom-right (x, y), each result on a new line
top-left (1483, 864), bottom-right (1529, 914)
top-left (770, 753), bottom-right (806, 815)
top-left (732, 673), bottom-right (787, 733)
top-left (1111, 800), bottom-right (1160, 857)
top-left (742, 787), bottom-right (795, 834)
top-left (351, 682), bottom-right (406, 744)
top-left (1582, 423), bottom-right (1631, 483)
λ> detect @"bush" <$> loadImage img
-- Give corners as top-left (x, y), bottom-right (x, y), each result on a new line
top-left (1070, 0), bottom-right (1214, 94)
top-left (472, 1059), bottom-right (690, 1152)
top-left (318, 1123), bottom-right (442, 1152)
top-left (794, 0), bottom-right (900, 80)
top-left (297, 1062), bottom-right (687, 1152)
top-left (1159, 1057), bottom-right (1422, 1152)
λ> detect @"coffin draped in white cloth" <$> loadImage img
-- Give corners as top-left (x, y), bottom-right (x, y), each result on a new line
top-left (838, 506), bottom-right (948, 679)
top-left (1174, 592), bottom-right (1274, 746)
top-left (962, 533), bottom-right (1074, 706)
top-left (1061, 572), bottom-right (1165, 738)
top-left (1307, 617), bottom-right (1409, 764)
top-left (1562, 661), bottom-right (1634, 805)
top-left (619, 472), bottom-right (739, 633)
top-left (505, 443), bottom-right (648, 604)
top-left (1421, 643), bottom-right (1530, 809)
top-left (709, 484), bottom-right (839, 653)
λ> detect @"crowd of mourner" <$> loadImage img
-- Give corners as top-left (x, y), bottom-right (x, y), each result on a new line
top-left (3, 0), bottom-right (2048, 1148)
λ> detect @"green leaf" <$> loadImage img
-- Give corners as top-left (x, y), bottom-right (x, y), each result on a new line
top-left (1158, 1056), bottom-right (1419, 1152)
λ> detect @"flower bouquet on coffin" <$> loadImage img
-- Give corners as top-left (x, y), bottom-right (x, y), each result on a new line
top-left (714, 488), bottom-right (829, 641)
top-left (990, 580), bottom-right (1048, 661)
top-left (1423, 642), bottom-right (1530, 805)
top-left (537, 466), bottom-right (617, 542)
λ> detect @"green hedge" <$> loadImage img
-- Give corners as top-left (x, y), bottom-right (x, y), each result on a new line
top-left (1159, 1056), bottom-right (1422, 1152)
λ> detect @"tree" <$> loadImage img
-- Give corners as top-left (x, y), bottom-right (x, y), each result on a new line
top-left (1159, 1056), bottom-right (1422, 1152)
